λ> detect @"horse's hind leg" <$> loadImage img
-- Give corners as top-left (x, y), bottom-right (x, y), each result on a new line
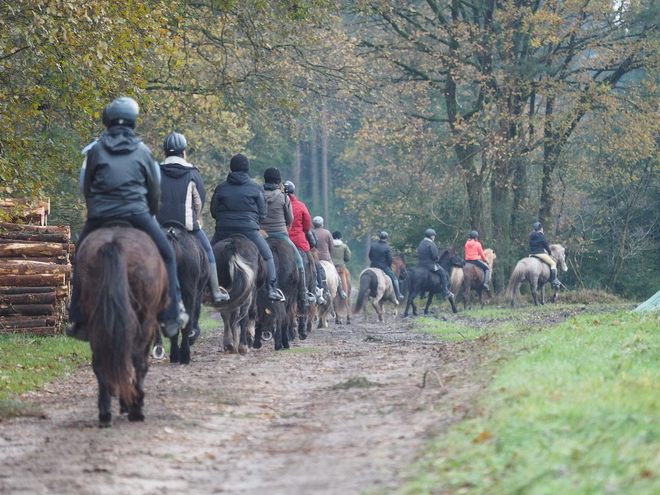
top-left (424, 295), bottom-right (433, 315)
top-left (127, 354), bottom-right (148, 422)
top-left (179, 327), bottom-right (191, 365)
top-left (169, 333), bottom-right (181, 364)
top-left (92, 353), bottom-right (113, 426)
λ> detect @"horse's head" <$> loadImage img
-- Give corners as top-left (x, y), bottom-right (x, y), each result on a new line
top-left (550, 244), bottom-right (567, 272)
top-left (392, 253), bottom-right (407, 278)
top-left (484, 248), bottom-right (496, 268)
top-left (439, 247), bottom-right (465, 268)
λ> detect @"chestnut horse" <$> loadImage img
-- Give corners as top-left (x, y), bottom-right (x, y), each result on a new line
top-left (334, 266), bottom-right (352, 325)
top-left (450, 248), bottom-right (496, 310)
top-left (77, 226), bottom-right (168, 426)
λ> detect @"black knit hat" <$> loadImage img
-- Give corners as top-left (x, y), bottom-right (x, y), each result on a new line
top-left (264, 167), bottom-right (281, 184)
top-left (333, 231), bottom-right (342, 239)
top-left (230, 154), bottom-right (250, 172)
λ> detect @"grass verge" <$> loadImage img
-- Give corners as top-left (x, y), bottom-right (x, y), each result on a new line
top-left (402, 308), bottom-right (660, 494)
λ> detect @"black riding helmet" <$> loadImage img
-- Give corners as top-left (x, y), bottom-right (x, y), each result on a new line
top-left (163, 132), bottom-right (187, 156)
top-left (379, 231), bottom-right (389, 240)
top-left (102, 97), bottom-right (139, 128)
top-left (533, 222), bottom-right (543, 231)
top-left (424, 228), bottom-right (436, 238)
top-left (469, 231), bottom-right (479, 239)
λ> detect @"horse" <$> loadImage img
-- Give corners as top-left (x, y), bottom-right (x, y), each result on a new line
top-left (506, 244), bottom-right (568, 307)
top-left (254, 238), bottom-right (299, 351)
top-left (153, 223), bottom-right (208, 365)
top-left (354, 254), bottom-right (407, 323)
top-left (298, 248), bottom-right (317, 340)
top-left (450, 248), bottom-right (496, 310)
top-left (316, 259), bottom-right (339, 328)
top-left (334, 265), bottom-right (352, 324)
top-left (403, 248), bottom-right (463, 317)
top-left (212, 234), bottom-right (266, 354)
top-left (76, 226), bottom-right (169, 426)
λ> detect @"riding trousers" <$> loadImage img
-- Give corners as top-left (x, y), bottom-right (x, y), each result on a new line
top-left (192, 229), bottom-right (216, 264)
top-left (531, 253), bottom-right (556, 270)
top-left (382, 266), bottom-right (401, 295)
top-left (68, 212), bottom-right (182, 323)
top-left (466, 259), bottom-right (489, 273)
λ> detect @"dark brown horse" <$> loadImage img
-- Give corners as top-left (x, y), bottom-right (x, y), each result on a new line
top-left (334, 266), bottom-right (352, 325)
top-left (77, 226), bottom-right (169, 426)
top-left (298, 248), bottom-right (317, 339)
top-left (213, 235), bottom-right (266, 354)
top-left (254, 238), bottom-right (299, 351)
top-left (450, 248), bottom-right (496, 310)
top-left (152, 224), bottom-right (209, 365)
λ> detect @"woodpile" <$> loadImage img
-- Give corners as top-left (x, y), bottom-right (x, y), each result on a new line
top-left (0, 219), bottom-right (73, 335)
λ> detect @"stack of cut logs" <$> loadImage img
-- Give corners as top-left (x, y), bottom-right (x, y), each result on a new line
top-left (0, 221), bottom-right (73, 335)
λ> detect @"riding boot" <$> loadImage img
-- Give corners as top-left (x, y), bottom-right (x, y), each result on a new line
top-left (297, 277), bottom-right (309, 308)
top-left (550, 268), bottom-right (561, 288)
top-left (266, 258), bottom-right (286, 302)
top-left (337, 273), bottom-right (347, 299)
top-left (207, 262), bottom-right (230, 303)
top-left (393, 277), bottom-right (404, 301)
top-left (482, 268), bottom-right (490, 290)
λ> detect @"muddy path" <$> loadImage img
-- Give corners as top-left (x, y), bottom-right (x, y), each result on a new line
top-left (0, 305), bottom-right (496, 495)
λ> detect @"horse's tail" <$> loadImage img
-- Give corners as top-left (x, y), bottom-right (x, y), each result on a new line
top-left (506, 261), bottom-right (526, 299)
top-left (450, 267), bottom-right (464, 295)
top-left (88, 241), bottom-right (139, 405)
top-left (354, 270), bottom-right (374, 313)
top-left (220, 251), bottom-right (256, 313)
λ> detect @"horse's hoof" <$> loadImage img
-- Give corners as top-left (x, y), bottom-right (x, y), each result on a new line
top-left (299, 332), bottom-right (307, 340)
top-left (128, 412), bottom-right (145, 422)
top-left (253, 340), bottom-right (262, 349)
top-left (99, 412), bottom-right (112, 426)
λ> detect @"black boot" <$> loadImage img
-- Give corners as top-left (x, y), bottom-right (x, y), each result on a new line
top-left (337, 274), bottom-right (347, 299)
top-left (550, 268), bottom-right (561, 288)
top-left (482, 268), bottom-right (490, 290)
top-left (266, 258), bottom-right (286, 302)
top-left (298, 278), bottom-right (309, 308)
top-left (393, 277), bottom-right (404, 301)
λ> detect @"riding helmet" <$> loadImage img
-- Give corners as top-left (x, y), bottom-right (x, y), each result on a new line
top-left (533, 222), bottom-right (543, 231)
top-left (264, 167), bottom-right (281, 184)
top-left (283, 180), bottom-right (295, 195)
top-left (163, 132), bottom-right (187, 155)
top-left (312, 216), bottom-right (324, 228)
top-left (379, 231), bottom-right (389, 240)
top-left (102, 97), bottom-right (139, 128)
top-left (469, 230), bottom-right (479, 239)
top-left (424, 228), bottom-right (436, 238)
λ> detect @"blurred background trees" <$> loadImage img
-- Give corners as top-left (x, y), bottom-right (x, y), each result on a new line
top-left (2, 0), bottom-right (660, 298)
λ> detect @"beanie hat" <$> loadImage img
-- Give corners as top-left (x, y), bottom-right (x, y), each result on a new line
top-left (230, 154), bottom-right (250, 172)
top-left (332, 231), bottom-right (342, 239)
top-left (263, 167), bottom-right (281, 184)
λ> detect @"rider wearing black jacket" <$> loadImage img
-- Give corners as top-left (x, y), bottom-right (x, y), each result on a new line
top-left (67, 97), bottom-right (188, 341)
top-left (417, 228), bottom-right (452, 300)
top-left (369, 232), bottom-right (404, 301)
top-left (529, 222), bottom-right (561, 287)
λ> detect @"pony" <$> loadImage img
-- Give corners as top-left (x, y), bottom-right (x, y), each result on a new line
top-left (450, 248), bottom-right (496, 310)
top-left (334, 265), bottom-right (352, 325)
top-left (298, 248), bottom-right (317, 340)
top-left (316, 259), bottom-right (339, 328)
top-left (153, 223), bottom-right (209, 365)
top-left (212, 234), bottom-right (266, 354)
top-left (403, 248), bottom-right (463, 317)
top-left (76, 226), bottom-right (169, 426)
top-left (254, 238), bottom-right (299, 351)
top-left (354, 254), bottom-right (407, 323)
top-left (506, 244), bottom-right (568, 307)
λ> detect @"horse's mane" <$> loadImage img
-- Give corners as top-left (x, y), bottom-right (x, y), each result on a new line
top-left (438, 247), bottom-right (454, 263)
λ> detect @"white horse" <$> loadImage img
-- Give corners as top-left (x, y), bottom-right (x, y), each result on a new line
top-left (506, 244), bottom-right (567, 307)
top-left (316, 259), bottom-right (338, 328)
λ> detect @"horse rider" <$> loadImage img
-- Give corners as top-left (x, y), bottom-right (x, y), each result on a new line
top-left (283, 180), bottom-right (326, 305)
top-left (312, 216), bottom-right (336, 300)
top-left (530, 222), bottom-right (561, 288)
top-left (417, 228), bottom-right (452, 300)
top-left (156, 132), bottom-right (229, 303)
top-left (464, 230), bottom-right (490, 290)
top-left (369, 231), bottom-right (405, 301)
top-left (260, 167), bottom-right (316, 308)
top-left (209, 154), bottom-right (285, 302)
top-left (331, 231), bottom-right (350, 299)
top-left (66, 97), bottom-right (189, 341)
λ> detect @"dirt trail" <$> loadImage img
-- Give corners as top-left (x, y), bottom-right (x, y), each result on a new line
top-left (0, 310), bottom-right (488, 495)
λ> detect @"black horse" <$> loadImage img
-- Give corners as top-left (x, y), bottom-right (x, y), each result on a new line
top-left (213, 234), bottom-right (266, 354)
top-left (297, 247), bottom-right (317, 340)
top-left (254, 238), bottom-right (299, 350)
top-left (153, 223), bottom-right (208, 365)
top-left (403, 247), bottom-right (464, 316)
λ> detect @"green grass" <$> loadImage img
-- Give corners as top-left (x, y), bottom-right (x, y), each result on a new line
top-left (402, 309), bottom-right (660, 494)
top-left (413, 317), bottom-right (487, 342)
top-left (0, 333), bottom-right (91, 418)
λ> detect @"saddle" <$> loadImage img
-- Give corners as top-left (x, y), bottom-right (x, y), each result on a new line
top-left (529, 254), bottom-right (554, 267)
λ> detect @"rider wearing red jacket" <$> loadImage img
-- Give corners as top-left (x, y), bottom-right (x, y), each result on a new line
top-left (464, 231), bottom-right (490, 290)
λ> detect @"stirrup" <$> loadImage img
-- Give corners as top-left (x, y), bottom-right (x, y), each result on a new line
top-left (212, 286), bottom-right (230, 303)
top-left (339, 290), bottom-right (348, 299)
top-left (268, 287), bottom-right (286, 302)
top-left (306, 291), bottom-right (317, 303)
